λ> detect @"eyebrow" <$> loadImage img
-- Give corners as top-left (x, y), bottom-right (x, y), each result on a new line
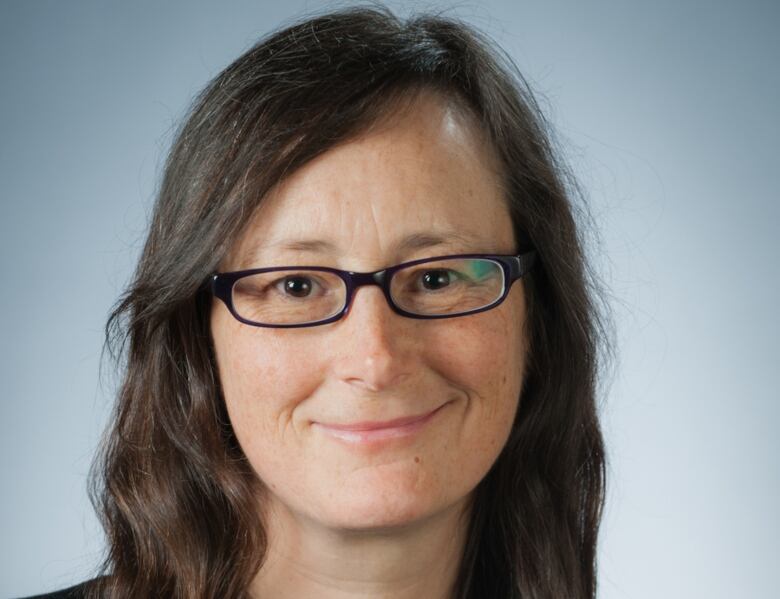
top-left (246, 231), bottom-right (483, 261)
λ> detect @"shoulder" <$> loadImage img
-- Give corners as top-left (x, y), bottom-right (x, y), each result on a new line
top-left (16, 578), bottom-right (99, 599)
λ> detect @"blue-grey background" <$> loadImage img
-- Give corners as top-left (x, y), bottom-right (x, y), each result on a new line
top-left (1, 1), bottom-right (777, 597)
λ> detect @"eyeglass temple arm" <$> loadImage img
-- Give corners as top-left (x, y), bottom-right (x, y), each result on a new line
top-left (509, 250), bottom-right (537, 281)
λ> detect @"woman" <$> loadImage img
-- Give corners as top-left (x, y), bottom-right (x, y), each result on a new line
top-left (27, 5), bottom-right (607, 599)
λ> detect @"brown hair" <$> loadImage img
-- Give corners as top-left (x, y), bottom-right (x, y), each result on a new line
top-left (89, 5), bottom-right (609, 598)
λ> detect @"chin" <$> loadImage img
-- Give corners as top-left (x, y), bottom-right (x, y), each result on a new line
top-left (322, 496), bottom-right (436, 532)
top-left (314, 464), bottom-right (454, 531)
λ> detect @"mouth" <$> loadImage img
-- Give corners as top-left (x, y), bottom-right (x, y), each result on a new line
top-left (312, 402), bottom-right (450, 445)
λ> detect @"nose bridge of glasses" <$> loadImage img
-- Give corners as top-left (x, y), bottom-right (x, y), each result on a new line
top-left (348, 269), bottom-right (387, 287)
top-left (336, 269), bottom-right (392, 311)
top-left (343, 269), bottom-right (394, 310)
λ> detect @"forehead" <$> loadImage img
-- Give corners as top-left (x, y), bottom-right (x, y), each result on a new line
top-left (226, 92), bottom-right (515, 269)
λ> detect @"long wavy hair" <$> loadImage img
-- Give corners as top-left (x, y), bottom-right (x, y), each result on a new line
top-left (88, 5), bottom-right (609, 598)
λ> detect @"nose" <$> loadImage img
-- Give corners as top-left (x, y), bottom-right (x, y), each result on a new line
top-left (330, 285), bottom-right (413, 393)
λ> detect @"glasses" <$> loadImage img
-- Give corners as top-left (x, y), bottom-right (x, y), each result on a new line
top-left (210, 252), bottom-right (536, 328)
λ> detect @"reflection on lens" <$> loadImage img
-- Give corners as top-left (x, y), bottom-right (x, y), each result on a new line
top-left (391, 258), bottom-right (504, 315)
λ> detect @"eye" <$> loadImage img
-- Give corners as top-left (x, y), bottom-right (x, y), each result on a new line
top-left (419, 269), bottom-right (456, 290)
top-left (275, 275), bottom-right (317, 298)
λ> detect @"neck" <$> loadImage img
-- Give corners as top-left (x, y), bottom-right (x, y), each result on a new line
top-left (249, 495), bottom-right (472, 599)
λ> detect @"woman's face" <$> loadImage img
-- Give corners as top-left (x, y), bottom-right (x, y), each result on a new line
top-left (210, 92), bottom-right (528, 531)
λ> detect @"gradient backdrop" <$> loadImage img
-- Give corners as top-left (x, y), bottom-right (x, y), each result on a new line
top-left (1, 1), bottom-right (777, 597)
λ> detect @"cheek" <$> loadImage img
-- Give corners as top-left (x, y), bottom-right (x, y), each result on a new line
top-left (426, 287), bottom-right (527, 404)
top-left (423, 287), bottom-right (527, 456)
top-left (210, 311), bottom-right (324, 447)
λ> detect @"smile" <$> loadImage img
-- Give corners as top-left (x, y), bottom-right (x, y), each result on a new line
top-left (312, 403), bottom-right (450, 445)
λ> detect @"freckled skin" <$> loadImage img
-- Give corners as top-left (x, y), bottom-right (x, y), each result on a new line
top-left (210, 92), bottom-right (529, 535)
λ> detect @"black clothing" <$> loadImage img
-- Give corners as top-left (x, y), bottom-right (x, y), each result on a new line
top-left (17, 578), bottom-right (96, 599)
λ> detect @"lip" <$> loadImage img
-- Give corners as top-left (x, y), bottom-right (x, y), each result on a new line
top-left (312, 403), bottom-right (449, 445)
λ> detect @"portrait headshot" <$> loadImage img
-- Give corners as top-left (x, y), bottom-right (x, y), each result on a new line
top-left (1, 1), bottom-right (777, 599)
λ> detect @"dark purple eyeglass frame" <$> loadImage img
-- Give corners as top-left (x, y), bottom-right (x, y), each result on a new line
top-left (210, 251), bottom-right (536, 328)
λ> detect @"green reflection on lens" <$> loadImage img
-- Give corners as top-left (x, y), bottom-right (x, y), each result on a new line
top-left (467, 259), bottom-right (498, 280)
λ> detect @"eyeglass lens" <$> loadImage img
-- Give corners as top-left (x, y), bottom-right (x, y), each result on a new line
top-left (230, 257), bottom-right (505, 326)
